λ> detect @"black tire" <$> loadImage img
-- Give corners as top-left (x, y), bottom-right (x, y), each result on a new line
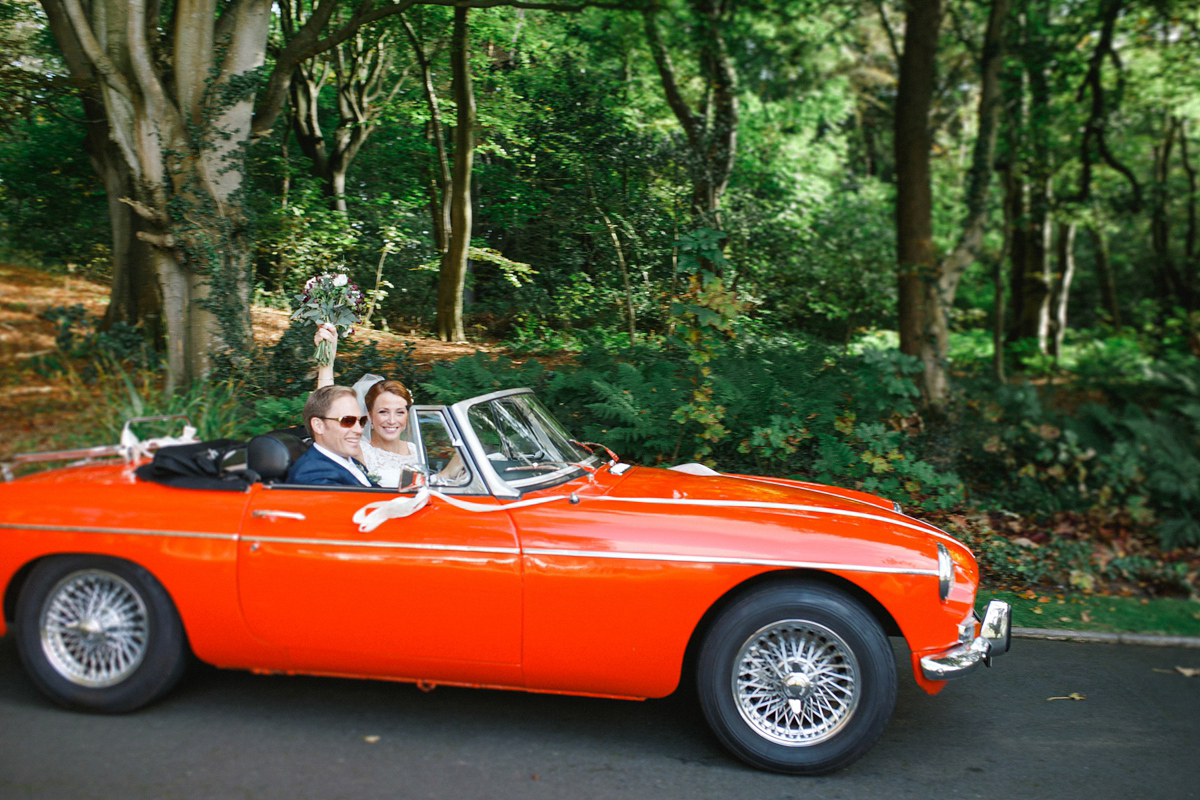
top-left (696, 582), bottom-right (897, 775)
top-left (14, 555), bottom-right (188, 713)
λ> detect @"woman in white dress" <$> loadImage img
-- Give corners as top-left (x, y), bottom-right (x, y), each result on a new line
top-left (313, 323), bottom-right (419, 488)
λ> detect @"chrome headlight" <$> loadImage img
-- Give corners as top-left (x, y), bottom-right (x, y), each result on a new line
top-left (937, 543), bottom-right (953, 602)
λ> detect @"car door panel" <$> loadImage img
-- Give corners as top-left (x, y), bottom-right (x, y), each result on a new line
top-left (238, 484), bottom-right (522, 683)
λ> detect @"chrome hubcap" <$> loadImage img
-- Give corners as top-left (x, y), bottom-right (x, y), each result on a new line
top-left (40, 570), bottom-right (149, 688)
top-left (733, 620), bottom-right (860, 746)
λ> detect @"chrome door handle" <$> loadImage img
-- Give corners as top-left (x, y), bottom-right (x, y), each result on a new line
top-left (253, 510), bottom-right (306, 520)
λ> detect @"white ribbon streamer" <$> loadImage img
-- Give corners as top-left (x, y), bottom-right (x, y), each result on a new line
top-left (353, 488), bottom-right (570, 532)
top-left (119, 424), bottom-right (199, 463)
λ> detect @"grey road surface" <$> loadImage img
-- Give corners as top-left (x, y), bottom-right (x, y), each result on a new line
top-left (1, 633), bottom-right (1197, 800)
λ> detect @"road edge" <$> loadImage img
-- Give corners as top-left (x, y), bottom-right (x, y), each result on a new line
top-left (1014, 626), bottom-right (1200, 648)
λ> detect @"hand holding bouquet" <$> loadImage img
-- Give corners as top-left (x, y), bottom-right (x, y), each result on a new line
top-left (291, 272), bottom-right (366, 367)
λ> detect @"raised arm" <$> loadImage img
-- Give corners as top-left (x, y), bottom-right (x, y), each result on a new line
top-left (314, 322), bottom-right (339, 388)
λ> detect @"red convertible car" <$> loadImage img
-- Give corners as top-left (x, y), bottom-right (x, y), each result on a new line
top-left (0, 388), bottom-right (1009, 774)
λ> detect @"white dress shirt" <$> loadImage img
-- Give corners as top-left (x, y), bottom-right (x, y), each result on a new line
top-left (312, 443), bottom-right (373, 486)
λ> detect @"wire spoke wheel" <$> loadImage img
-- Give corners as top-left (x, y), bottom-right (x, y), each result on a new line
top-left (40, 570), bottom-right (150, 688)
top-left (733, 620), bottom-right (859, 746)
top-left (698, 583), bottom-right (896, 774)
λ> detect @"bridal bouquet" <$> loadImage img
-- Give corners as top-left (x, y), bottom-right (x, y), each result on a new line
top-left (291, 272), bottom-right (366, 366)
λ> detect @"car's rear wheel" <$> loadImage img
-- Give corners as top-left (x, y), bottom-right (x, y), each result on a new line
top-left (697, 582), bottom-right (897, 774)
top-left (15, 555), bottom-right (187, 712)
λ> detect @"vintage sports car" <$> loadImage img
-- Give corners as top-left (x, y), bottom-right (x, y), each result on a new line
top-left (0, 388), bottom-right (1010, 774)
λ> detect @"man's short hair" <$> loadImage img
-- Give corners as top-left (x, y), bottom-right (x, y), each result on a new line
top-left (303, 385), bottom-right (357, 438)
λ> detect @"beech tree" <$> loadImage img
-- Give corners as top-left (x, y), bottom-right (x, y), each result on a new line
top-left (37, 0), bottom-right (330, 386)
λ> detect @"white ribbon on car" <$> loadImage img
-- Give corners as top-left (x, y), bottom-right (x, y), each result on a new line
top-left (352, 487), bottom-right (571, 532)
top-left (119, 423), bottom-right (199, 462)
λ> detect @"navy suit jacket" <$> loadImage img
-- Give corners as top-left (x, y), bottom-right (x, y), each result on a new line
top-left (286, 445), bottom-right (373, 487)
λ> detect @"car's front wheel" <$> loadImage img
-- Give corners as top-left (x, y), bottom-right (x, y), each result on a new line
top-left (15, 555), bottom-right (188, 712)
top-left (697, 582), bottom-right (897, 774)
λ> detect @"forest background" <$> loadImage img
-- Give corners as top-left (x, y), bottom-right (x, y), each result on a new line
top-left (1, 0), bottom-right (1198, 627)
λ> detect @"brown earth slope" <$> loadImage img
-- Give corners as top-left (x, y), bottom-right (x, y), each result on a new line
top-left (0, 262), bottom-right (503, 459)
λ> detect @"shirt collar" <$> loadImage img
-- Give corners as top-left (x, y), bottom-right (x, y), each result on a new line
top-left (313, 443), bottom-right (371, 486)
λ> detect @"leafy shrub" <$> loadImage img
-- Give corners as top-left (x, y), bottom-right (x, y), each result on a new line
top-left (960, 354), bottom-right (1200, 549)
top-left (240, 395), bottom-right (309, 436)
top-left (417, 332), bottom-right (965, 511)
top-left (37, 304), bottom-right (158, 374)
top-left (94, 363), bottom-right (245, 442)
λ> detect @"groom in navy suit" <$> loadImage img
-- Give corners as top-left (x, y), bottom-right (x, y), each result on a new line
top-left (287, 385), bottom-right (376, 486)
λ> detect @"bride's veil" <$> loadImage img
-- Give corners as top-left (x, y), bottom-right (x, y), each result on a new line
top-left (351, 373), bottom-right (385, 439)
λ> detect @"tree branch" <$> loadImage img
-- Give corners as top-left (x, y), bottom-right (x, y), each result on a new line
top-left (1072, 0), bottom-right (1141, 209)
top-left (642, 7), bottom-right (703, 150)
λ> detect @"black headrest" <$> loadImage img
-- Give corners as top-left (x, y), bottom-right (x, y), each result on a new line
top-left (248, 432), bottom-right (309, 481)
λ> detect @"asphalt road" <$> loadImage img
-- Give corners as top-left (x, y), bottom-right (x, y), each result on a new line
top-left (1, 634), bottom-right (1197, 800)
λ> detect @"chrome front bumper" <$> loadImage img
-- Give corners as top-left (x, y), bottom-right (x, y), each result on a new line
top-left (920, 600), bottom-right (1012, 681)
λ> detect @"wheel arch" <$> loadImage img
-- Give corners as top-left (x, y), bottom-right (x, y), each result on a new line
top-left (679, 568), bottom-right (902, 693)
top-left (4, 552), bottom-right (193, 654)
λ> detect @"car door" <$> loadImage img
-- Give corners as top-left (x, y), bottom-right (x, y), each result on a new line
top-left (236, 409), bottom-right (523, 686)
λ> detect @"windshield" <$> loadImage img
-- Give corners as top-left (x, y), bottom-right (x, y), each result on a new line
top-left (464, 393), bottom-right (598, 489)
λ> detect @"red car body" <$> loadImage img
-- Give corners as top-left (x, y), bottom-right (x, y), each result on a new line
top-left (0, 388), bottom-right (1010, 774)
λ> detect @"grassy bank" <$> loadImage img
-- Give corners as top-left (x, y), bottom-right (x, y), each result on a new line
top-left (977, 589), bottom-right (1200, 637)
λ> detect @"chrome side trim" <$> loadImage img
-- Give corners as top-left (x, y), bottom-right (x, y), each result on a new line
top-left (243, 535), bottom-right (520, 555)
top-left (0, 522), bottom-right (236, 541)
top-left (524, 547), bottom-right (938, 576)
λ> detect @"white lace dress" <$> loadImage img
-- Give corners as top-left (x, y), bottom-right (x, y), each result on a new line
top-left (360, 439), bottom-right (420, 488)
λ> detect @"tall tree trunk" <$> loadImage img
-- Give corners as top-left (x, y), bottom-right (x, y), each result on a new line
top-left (41, 0), bottom-right (162, 339)
top-left (86, 97), bottom-right (162, 339)
top-left (436, 7), bottom-right (474, 343)
top-left (894, 0), bottom-right (944, 406)
top-left (1151, 117), bottom-right (1188, 307)
top-left (992, 209), bottom-right (1009, 383)
top-left (402, 15), bottom-right (452, 257)
top-left (1005, 171), bottom-right (1052, 348)
top-left (932, 0), bottom-right (1009, 391)
top-left (1048, 221), bottom-right (1076, 359)
top-left (1015, 176), bottom-right (1052, 351)
top-left (1088, 224), bottom-right (1121, 330)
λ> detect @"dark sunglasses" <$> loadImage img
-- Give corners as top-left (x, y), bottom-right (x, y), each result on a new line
top-left (320, 415), bottom-right (368, 429)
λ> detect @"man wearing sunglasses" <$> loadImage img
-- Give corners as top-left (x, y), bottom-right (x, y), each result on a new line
top-left (286, 385), bottom-right (377, 487)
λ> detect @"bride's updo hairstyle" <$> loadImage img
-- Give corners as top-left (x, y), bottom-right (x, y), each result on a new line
top-left (364, 379), bottom-right (413, 411)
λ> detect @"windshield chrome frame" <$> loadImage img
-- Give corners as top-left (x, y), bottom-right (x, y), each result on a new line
top-left (446, 388), bottom-right (596, 497)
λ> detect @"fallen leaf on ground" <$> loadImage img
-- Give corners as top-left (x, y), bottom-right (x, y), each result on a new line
top-left (1177, 667), bottom-right (1199, 678)
top-left (1081, 611), bottom-right (1092, 623)
top-left (1047, 692), bottom-right (1087, 701)
top-left (363, 735), bottom-right (380, 743)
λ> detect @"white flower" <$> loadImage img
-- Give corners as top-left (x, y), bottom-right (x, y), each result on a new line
top-left (333, 273), bottom-right (348, 287)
